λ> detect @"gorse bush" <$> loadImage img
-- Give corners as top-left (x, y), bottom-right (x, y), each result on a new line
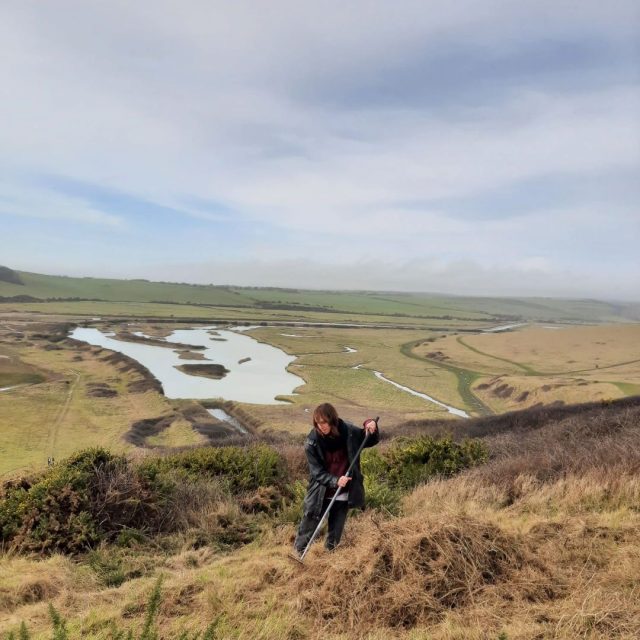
top-left (0, 447), bottom-right (182, 554)
top-left (0, 445), bottom-right (286, 555)
top-left (0, 449), bottom-right (126, 553)
top-left (362, 436), bottom-right (488, 494)
top-left (139, 444), bottom-right (287, 493)
top-left (386, 436), bottom-right (488, 489)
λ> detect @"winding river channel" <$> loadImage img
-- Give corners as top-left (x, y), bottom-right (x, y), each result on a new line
top-left (70, 326), bottom-right (469, 417)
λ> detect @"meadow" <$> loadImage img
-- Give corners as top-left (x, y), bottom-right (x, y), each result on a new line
top-left (412, 324), bottom-right (640, 414)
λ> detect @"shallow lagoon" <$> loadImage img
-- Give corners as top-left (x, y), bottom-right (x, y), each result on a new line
top-left (71, 327), bottom-right (304, 404)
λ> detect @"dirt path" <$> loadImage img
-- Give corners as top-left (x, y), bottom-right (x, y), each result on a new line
top-left (456, 336), bottom-right (537, 374)
top-left (47, 370), bottom-right (81, 459)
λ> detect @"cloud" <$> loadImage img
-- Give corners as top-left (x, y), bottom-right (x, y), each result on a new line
top-left (0, 180), bottom-right (125, 227)
top-left (0, 1), bottom-right (638, 298)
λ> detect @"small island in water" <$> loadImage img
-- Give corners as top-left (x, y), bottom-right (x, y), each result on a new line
top-left (174, 363), bottom-right (230, 380)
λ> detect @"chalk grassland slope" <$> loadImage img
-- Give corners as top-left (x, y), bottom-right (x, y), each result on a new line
top-left (1, 399), bottom-right (639, 639)
top-left (412, 324), bottom-right (640, 413)
top-left (2, 267), bottom-right (639, 323)
top-left (0, 341), bottom-right (172, 478)
top-left (0, 271), bottom-right (249, 306)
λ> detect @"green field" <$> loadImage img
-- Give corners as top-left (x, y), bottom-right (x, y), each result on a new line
top-left (2, 267), bottom-right (639, 324)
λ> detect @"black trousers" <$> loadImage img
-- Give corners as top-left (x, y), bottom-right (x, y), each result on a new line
top-left (294, 499), bottom-right (349, 554)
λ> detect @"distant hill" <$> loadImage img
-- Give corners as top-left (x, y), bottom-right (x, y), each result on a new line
top-left (0, 266), bottom-right (24, 285)
top-left (0, 268), bottom-right (638, 323)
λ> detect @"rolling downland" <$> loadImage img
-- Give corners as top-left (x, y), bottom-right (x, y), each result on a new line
top-left (2, 266), bottom-right (639, 324)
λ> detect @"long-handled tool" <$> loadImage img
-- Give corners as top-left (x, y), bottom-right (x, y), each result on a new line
top-left (291, 417), bottom-right (379, 564)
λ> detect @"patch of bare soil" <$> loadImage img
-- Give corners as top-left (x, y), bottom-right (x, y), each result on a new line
top-left (177, 349), bottom-right (209, 361)
top-left (175, 364), bottom-right (229, 380)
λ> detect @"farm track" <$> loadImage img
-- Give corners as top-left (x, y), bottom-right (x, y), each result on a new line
top-left (47, 370), bottom-right (81, 459)
top-left (455, 336), bottom-right (640, 377)
top-left (456, 336), bottom-right (537, 374)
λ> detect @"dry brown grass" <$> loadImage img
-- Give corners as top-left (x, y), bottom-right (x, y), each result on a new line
top-left (2, 396), bottom-right (640, 639)
top-left (289, 512), bottom-right (554, 635)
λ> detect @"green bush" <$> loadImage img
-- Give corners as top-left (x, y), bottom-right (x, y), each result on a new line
top-left (0, 444), bottom-right (289, 556)
top-left (0, 448), bottom-right (171, 554)
top-left (277, 480), bottom-right (307, 524)
top-left (361, 450), bottom-right (402, 515)
top-left (0, 448), bottom-right (122, 553)
top-left (139, 444), bottom-right (287, 493)
top-left (363, 436), bottom-right (488, 494)
top-left (386, 436), bottom-right (487, 489)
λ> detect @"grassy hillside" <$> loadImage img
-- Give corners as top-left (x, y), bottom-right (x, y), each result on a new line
top-left (1, 397), bottom-right (639, 639)
top-left (1, 267), bottom-right (638, 323)
top-left (412, 324), bottom-right (640, 414)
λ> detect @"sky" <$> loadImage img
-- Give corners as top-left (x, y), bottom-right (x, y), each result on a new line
top-left (1, 1), bottom-right (639, 300)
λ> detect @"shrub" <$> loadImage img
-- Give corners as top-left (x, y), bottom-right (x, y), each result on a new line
top-left (362, 437), bottom-right (488, 494)
top-left (139, 444), bottom-right (287, 493)
top-left (277, 480), bottom-right (307, 524)
top-left (0, 449), bottom-right (172, 554)
top-left (1, 444), bottom-right (290, 556)
top-left (361, 450), bottom-right (402, 515)
top-left (0, 449), bottom-right (121, 553)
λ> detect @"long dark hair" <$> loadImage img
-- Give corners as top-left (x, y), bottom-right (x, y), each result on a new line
top-left (312, 403), bottom-right (339, 436)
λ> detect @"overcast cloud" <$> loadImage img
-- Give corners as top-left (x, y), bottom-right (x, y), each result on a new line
top-left (1, 1), bottom-right (638, 299)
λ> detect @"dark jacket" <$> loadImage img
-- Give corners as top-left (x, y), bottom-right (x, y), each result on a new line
top-left (302, 418), bottom-right (379, 518)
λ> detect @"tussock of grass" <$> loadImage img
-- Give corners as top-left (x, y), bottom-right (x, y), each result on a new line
top-left (290, 512), bottom-right (554, 633)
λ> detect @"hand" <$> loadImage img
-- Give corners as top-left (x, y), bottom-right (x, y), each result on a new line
top-left (337, 475), bottom-right (352, 488)
top-left (363, 419), bottom-right (377, 435)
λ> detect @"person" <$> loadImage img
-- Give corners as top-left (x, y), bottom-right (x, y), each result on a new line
top-left (293, 402), bottom-right (379, 556)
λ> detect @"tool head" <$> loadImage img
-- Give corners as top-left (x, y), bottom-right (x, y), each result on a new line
top-left (287, 551), bottom-right (306, 565)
